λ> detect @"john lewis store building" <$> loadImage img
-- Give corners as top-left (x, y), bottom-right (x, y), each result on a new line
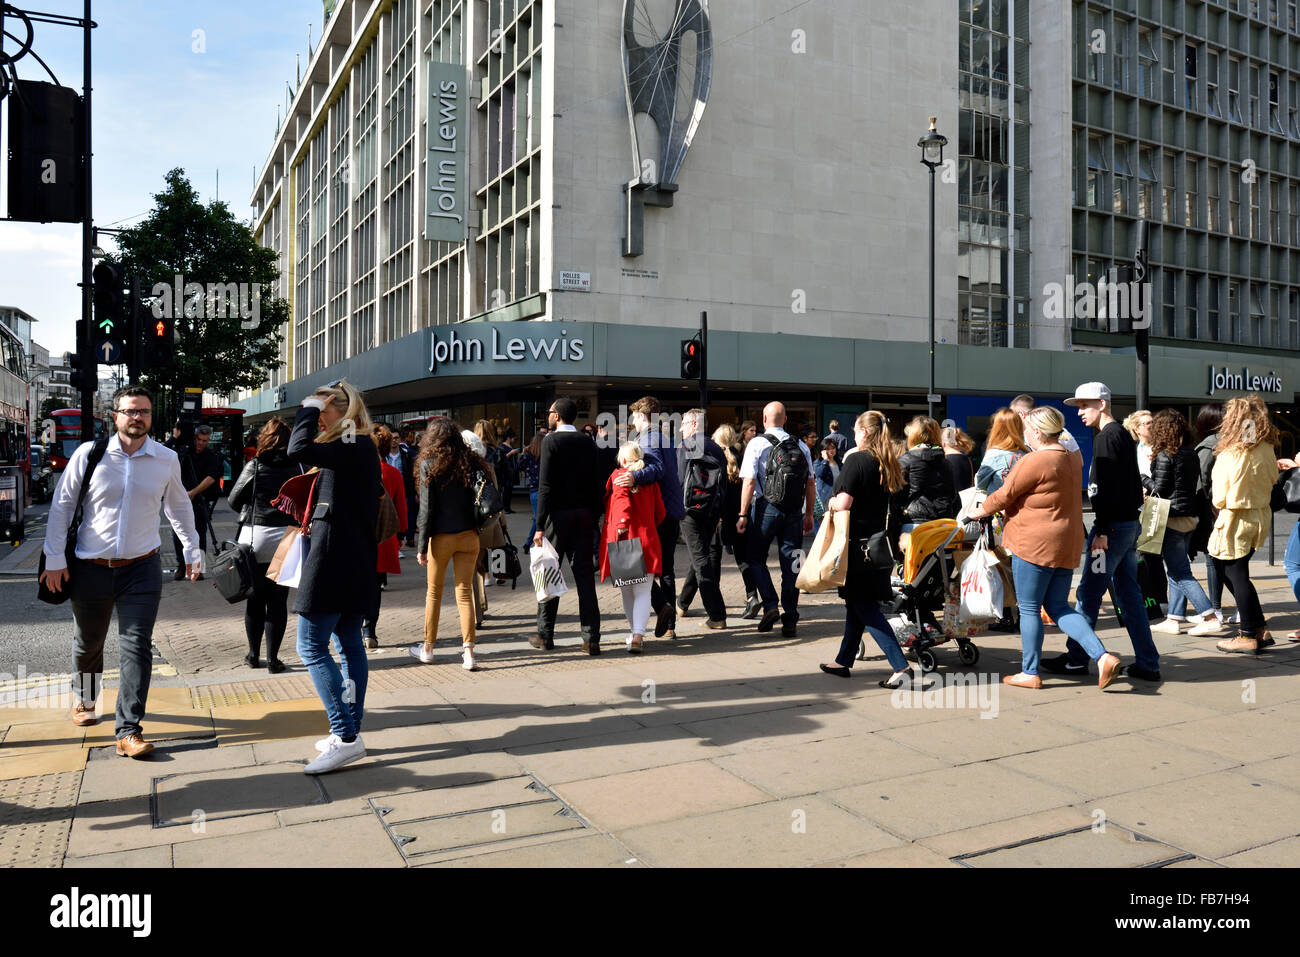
top-left (235, 0), bottom-right (1300, 445)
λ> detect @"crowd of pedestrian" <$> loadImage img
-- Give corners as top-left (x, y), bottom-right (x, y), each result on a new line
top-left (40, 377), bottom-right (1300, 776)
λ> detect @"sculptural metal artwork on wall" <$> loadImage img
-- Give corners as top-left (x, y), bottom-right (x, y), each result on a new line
top-left (621, 0), bottom-right (713, 257)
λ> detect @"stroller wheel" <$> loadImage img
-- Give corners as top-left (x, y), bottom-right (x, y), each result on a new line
top-left (916, 649), bottom-right (937, 673)
top-left (958, 641), bottom-right (980, 666)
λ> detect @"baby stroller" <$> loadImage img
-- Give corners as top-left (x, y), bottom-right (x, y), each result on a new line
top-left (858, 518), bottom-right (983, 672)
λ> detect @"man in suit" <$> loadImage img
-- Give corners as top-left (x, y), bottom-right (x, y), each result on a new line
top-left (531, 396), bottom-right (604, 654)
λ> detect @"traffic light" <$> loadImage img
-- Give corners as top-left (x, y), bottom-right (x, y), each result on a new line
top-left (140, 312), bottom-right (175, 371)
top-left (92, 261), bottom-right (126, 365)
top-left (680, 337), bottom-right (701, 379)
top-left (68, 350), bottom-right (97, 393)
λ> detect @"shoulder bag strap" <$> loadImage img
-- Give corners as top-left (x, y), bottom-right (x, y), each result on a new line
top-left (73, 436), bottom-right (111, 528)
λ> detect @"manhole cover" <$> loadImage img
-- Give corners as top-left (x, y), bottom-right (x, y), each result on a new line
top-left (370, 774), bottom-right (589, 861)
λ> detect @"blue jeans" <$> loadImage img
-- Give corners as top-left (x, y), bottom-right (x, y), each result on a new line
top-left (527, 489), bottom-right (539, 541)
top-left (748, 499), bottom-right (804, 625)
top-left (1161, 527), bottom-right (1213, 619)
top-left (1169, 553), bottom-right (1223, 617)
top-left (1011, 556), bottom-right (1108, 675)
top-left (1068, 520), bottom-right (1160, 672)
top-left (836, 591), bottom-right (907, 671)
top-left (1284, 520), bottom-right (1300, 606)
top-left (297, 612), bottom-right (368, 739)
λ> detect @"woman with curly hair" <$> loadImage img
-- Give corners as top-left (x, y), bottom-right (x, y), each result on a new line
top-left (409, 417), bottom-right (488, 671)
top-left (1143, 410), bottom-right (1215, 645)
top-left (1210, 395), bottom-right (1279, 654)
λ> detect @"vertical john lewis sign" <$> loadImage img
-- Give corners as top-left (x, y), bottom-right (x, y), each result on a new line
top-left (426, 60), bottom-right (467, 243)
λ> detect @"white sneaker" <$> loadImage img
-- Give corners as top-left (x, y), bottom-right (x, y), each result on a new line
top-left (483, 577), bottom-right (495, 587)
top-left (1189, 617), bottom-right (1227, 636)
top-left (1227, 611), bottom-right (1240, 624)
top-left (462, 646), bottom-right (477, 671)
top-left (314, 732), bottom-right (342, 753)
top-left (1151, 618), bottom-right (1182, 635)
top-left (408, 643), bottom-right (435, 664)
top-left (303, 735), bottom-right (366, 774)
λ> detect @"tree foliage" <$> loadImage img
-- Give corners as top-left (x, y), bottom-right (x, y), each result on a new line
top-left (112, 168), bottom-right (286, 402)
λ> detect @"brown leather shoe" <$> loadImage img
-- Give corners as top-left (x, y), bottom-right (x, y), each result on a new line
top-left (1216, 634), bottom-right (1261, 655)
top-left (581, 640), bottom-right (601, 656)
top-left (1097, 653), bottom-right (1122, 690)
top-left (1002, 672), bottom-right (1043, 689)
top-left (115, 733), bottom-right (155, 759)
top-left (528, 635), bottom-right (554, 650)
top-left (71, 701), bottom-right (97, 727)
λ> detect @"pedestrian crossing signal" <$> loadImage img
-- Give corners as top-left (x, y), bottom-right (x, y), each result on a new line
top-left (680, 338), bottom-right (701, 379)
top-left (141, 314), bottom-right (175, 371)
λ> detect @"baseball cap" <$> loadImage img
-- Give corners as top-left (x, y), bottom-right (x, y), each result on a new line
top-left (1064, 382), bottom-right (1112, 407)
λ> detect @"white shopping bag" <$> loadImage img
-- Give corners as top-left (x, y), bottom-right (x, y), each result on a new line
top-left (957, 486), bottom-right (986, 523)
top-left (530, 537), bottom-right (570, 602)
top-left (276, 532), bottom-right (309, 589)
top-left (958, 537), bottom-right (1003, 622)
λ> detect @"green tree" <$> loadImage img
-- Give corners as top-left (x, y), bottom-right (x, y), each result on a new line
top-left (111, 169), bottom-right (286, 428)
top-left (39, 395), bottom-right (66, 421)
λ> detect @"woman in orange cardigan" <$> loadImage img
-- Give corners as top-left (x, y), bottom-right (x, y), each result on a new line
top-left (599, 443), bottom-right (666, 654)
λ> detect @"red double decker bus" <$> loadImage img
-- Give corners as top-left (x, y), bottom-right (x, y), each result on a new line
top-left (49, 407), bottom-right (106, 471)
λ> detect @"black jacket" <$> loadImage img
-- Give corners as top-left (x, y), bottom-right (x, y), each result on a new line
top-left (1143, 446), bottom-right (1200, 517)
top-left (287, 406), bottom-right (381, 618)
top-left (227, 451), bottom-right (298, 528)
top-left (537, 429), bottom-right (601, 531)
top-left (1089, 421), bottom-right (1144, 535)
top-left (415, 458), bottom-right (477, 556)
top-left (897, 445), bottom-right (958, 522)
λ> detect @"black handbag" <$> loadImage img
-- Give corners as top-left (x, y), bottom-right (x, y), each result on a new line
top-left (211, 540), bottom-right (258, 603)
top-left (490, 526), bottom-right (523, 588)
top-left (37, 436), bottom-right (110, 605)
top-left (865, 498), bottom-right (898, 572)
top-left (472, 470), bottom-right (503, 527)
top-left (1270, 467), bottom-right (1300, 513)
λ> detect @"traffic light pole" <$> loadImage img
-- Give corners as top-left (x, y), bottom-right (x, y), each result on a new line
top-left (79, 0), bottom-right (94, 437)
top-left (698, 311), bottom-right (707, 410)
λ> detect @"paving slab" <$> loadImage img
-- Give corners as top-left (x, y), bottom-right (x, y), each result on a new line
top-left (154, 762), bottom-right (327, 825)
top-left (63, 845), bottom-right (175, 868)
top-left (1142, 709), bottom-right (1299, 764)
top-left (78, 742), bottom-right (258, 805)
top-left (433, 677), bottom-right (570, 719)
top-left (1217, 836), bottom-right (1300, 867)
top-left (549, 760), bottom-right (772, 831)
top-left (1027, 693), bottom-right (1225, 737)
top-left (209, 700), bottom-right (332, 747)
top-left (1226, 754), bottom-right (1300, 793)
top-left (0, 769), bottom-right (80, 867)
top-left (317, 747), bottom-right (518, 804)
top-left (711, 733), bottom-right (948, 799)
top-left (171, 812), bottom-right (404, 867)
top-left (425, 832), bottom-right (639, 867)
top-left (994, 733), bottom-right (1238, 801)
top-left (392, 799), bottom-right (585, 858)
top-left (373, 775), bottom-right (551, 825)
top-left (0, 719), bottom-right (84, 753)
top-left (509, 724), bottom-right (733, 784)
top-left (918, 806), bottom-right (1099, 859)
top-left (817, 843), bottom-right (960, 867)
top-left (408, 824), bottom-right (597, 866)
top-left (1100, 771), bottom-right (1300, 860)
top-left (66, 795), bottom-right (282, 857)
top-left (964, 826), bottom-right (1184, 867)
top-left (440, 705), bottom-right (644, 753)
top-left (877, 710), bottom-right (1093, 765)
top-left (826, 763), bottom-right (1082, 841)
top-left (678, 701), bottom-right (882, 751)
top-left (82, 708), bottom-right (215, 747)
top-left (0, 748), bottom-right (87, 781)
top-left (616, 796), bottom-right (901, 867)
top-left (611, 680), bottom-right (794, 728)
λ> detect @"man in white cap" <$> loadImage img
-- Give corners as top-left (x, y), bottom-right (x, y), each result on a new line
top-left (1042, 381), bottom-right (1161, 681)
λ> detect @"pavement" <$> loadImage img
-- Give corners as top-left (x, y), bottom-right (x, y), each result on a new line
top-left (1, 500), bottom-right (1299, 868)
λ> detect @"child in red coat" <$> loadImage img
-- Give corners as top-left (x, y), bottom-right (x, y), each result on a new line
top-left (599, 443), bottom-right (666, 653)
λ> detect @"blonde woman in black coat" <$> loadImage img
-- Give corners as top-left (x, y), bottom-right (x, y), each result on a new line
top-left (289, 380), bottom-right (381, 775)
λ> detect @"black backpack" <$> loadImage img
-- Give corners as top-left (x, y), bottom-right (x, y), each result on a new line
top-left (683, 448), bottom-right (724, 518)
top-left (762, 433), bottom-right (809, 514)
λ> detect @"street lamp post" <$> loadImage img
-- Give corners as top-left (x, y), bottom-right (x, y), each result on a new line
top-left (917, 117), bottom-right (947, 422)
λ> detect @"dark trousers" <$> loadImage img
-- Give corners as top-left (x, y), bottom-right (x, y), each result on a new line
top-left (69, 553), bottom-right (163, 739)
top-left (537, 508), bottom-right (601, 642)
top-left (1211, 551), bottom-right (1264, 633)
top-left (362, 572), bottom-right (387, 637)
top-left (679, 512), bottom-right (726, 621)
top-left (404, 494), bottom-right (417, 544)
top-left (649, 517), bottom-right (681, 626)
top-left (836, 590), bottom-right (908, 671)
top-left (245, 561), bottom-right (290, 660)
top-left (171, 498), bottom-right (208, 563)
top-left (748, 499), bottom-right (803, 625)
top-left (501, 480), bottom-right (516, 511)
top-left (722, 524), bottom-right (756, 595)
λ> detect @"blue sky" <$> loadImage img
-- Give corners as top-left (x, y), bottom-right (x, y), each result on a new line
top-left (1, 0), bottom-right (324, 356)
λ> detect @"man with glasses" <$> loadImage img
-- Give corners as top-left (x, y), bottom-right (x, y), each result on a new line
top-left (531, 397), bottom-right (603, 653)
top-left (39, 386), bottom-right (201, 758)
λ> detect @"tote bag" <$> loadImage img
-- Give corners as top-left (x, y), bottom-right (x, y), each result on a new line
top-left (607, 537), bottom-right (649, 587)
top-left (796, 509), bottom-right (850, 593)
top-left (1136, 496), bottom-right (1171, 554)
top-left (530, 537), bottom-right (569, 602)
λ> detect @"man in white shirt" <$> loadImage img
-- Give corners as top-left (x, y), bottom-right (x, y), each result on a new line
top-left (39, 386), bottom-right (201, 758)
top-left (736, 401), bottom-right (816, 636)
